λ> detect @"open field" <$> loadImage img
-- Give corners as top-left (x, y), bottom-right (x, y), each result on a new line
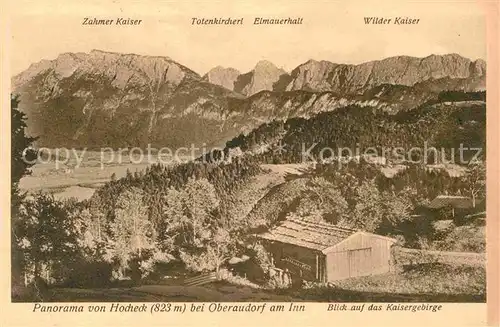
top-left (19, 157), bottom-right (312, 202)
top-left (17, 281), bottom-right (485, 303)
top-left (327, 263), bottom-right (485, 299)
top-left (31, 283), bottom-right (295, 302)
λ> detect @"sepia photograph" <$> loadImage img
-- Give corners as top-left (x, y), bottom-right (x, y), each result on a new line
top-left (3, 1), bottom-right (496, 322)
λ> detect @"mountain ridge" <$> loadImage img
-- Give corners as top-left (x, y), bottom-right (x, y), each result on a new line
top-left (203, 53), bottom-right (485, 96)
top-left (12, 50), bottom-right (486, 149)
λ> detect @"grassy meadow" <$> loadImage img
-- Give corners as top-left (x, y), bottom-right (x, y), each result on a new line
top-left (19, 150), bottom-right (192, 201)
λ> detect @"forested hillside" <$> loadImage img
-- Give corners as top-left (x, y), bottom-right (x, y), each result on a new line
top-left (12, 91), bottom-right (486, 296)
top-left (222, 91), bottom-right (486, 164)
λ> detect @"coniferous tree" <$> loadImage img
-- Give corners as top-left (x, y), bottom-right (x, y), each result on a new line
top-left (11, 95), bottom-right (37, 202)
top-left (17, 194), bottom-right (81, 283)
top-left (11, 95), bottom-right (38, 297)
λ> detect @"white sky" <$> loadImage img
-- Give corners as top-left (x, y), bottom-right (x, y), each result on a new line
top-left (8, 0), bottom-right (487, 76)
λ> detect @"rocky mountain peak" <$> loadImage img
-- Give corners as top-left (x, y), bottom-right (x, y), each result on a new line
top-left (13, 49), bottom-right (200, 91)
top-left (12, 50), bottom-right (486, 149)
top-left (233, 60), bottom-right (287, 96)
top-left (470, 59), bottom-right (486, 76)
top-left (283, 54), bottom-right (485, 94)
top-left (286, 60), bottom-right (338, 92)
top-left (202, 66), bottom-right (241, 90)
top-left (254, 60), bottom-right (281, 71)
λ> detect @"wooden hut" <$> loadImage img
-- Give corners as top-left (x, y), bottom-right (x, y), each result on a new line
top-left (257, 218), bottom-right (397, 282)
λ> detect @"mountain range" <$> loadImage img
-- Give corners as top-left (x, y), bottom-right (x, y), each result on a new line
top-left (203, 54), bottom-right (485, 95)
top-left (12, 50), bottom-right (486, 148)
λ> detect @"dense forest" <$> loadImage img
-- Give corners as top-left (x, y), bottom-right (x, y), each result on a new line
top-left (222, 91), bottom-right (486, 164)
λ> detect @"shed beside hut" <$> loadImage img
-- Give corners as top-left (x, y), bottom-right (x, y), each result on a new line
top-left (257, 218), bottom-right (398, 282)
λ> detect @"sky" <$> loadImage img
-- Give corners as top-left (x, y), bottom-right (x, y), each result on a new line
top-left (8, 0), bottom-right (487, 76)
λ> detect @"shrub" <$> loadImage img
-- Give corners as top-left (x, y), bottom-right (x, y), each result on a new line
top-left (63, 261), bottom-right (113, 288)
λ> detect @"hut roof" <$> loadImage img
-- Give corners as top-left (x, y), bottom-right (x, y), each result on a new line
top-left (257, 218), bottom-right (357, 251)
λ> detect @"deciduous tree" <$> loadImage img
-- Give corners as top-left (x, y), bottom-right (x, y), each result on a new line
top-left (110, 187), bottom-right (153, 277)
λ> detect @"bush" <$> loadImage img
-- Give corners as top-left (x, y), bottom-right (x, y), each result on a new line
top-left (218, 269), bottom-right (262, 288)
top-left (63, 261), bottom-right (113, 288)
top-left (266, 269), bottom-right (292, 289)
top-left (439, 226), bottom-right (486, 252)
top-left (14, 277), bottom-right (51, 302)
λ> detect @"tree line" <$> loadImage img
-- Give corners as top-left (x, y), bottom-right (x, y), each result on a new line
top-left (221, 91), bottom-right (486, 165)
